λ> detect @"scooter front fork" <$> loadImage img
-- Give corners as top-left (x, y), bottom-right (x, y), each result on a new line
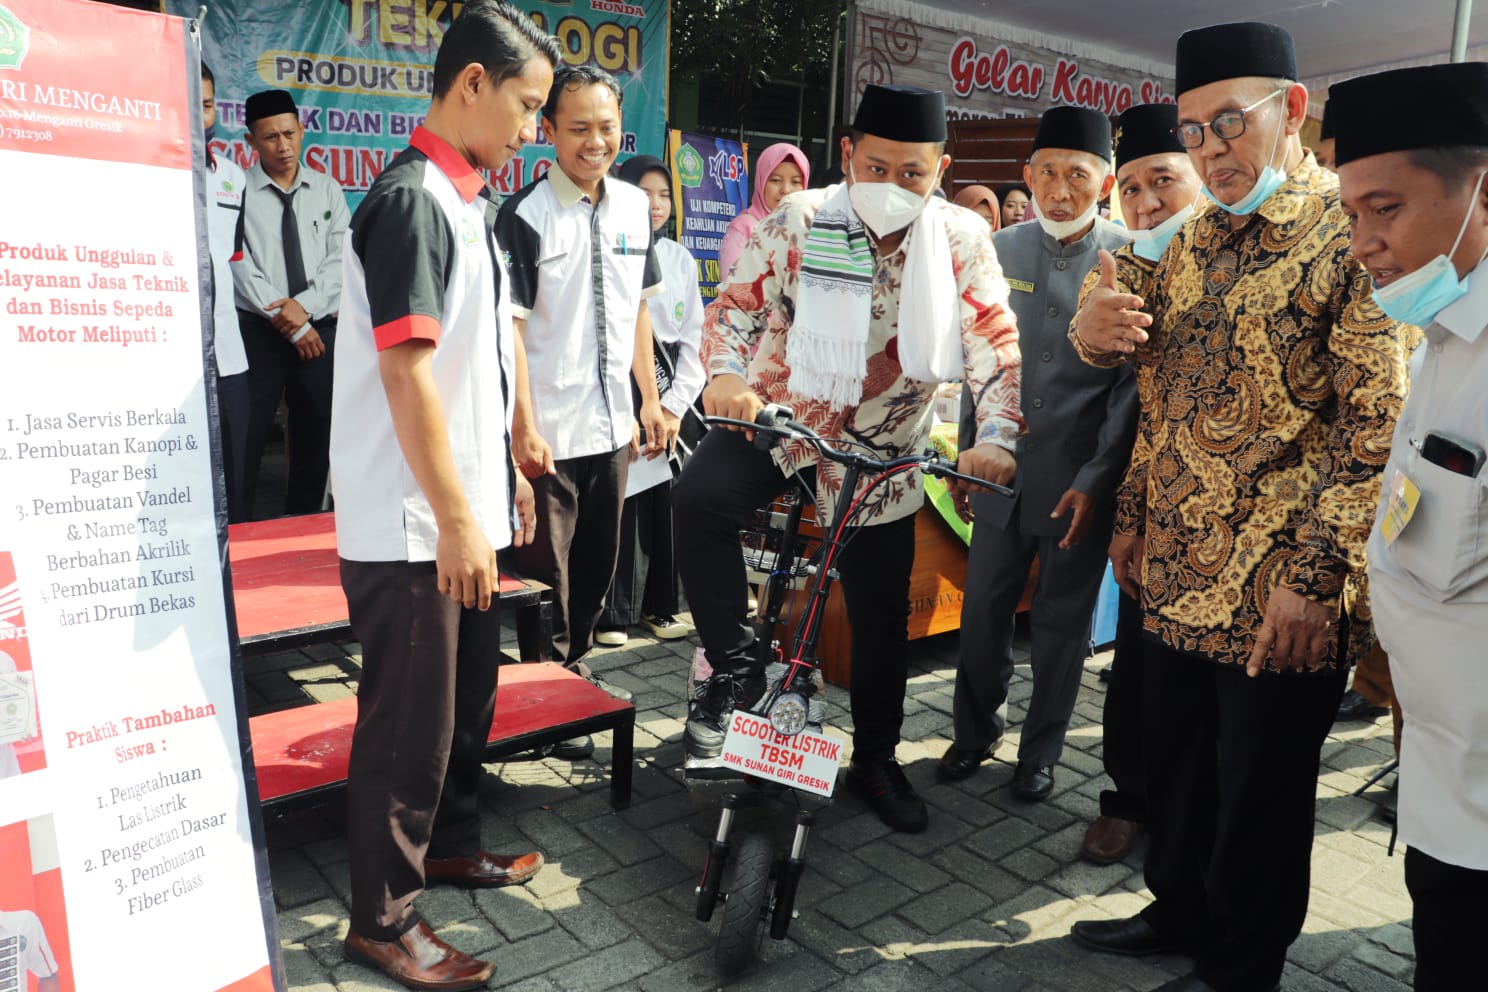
top-left (770, 810), bottom-right (814, 938)
top-left (695, 798), bottom-right (741, 921)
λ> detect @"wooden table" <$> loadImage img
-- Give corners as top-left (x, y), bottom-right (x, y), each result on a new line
top-left (251, 662), bottom-right (634, 810)
top-left (228, 513), bottom-right (551, 661)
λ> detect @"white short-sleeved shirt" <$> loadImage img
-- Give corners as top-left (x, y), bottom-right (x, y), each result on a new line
top-left (206, 152), bottom-right (248, 377)
top-left (331, 127), bottom-right (516, 562)
top-left (496, 167), bottom-right (663, 460)
top-left (0, 909), bottom-right (58, 980)
top-left (649, 237), bottom-right (705, 416)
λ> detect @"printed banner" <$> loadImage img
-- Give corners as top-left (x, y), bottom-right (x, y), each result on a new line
top-left (668, 130), bottom-right (750, 299)
top-left (167, 0), bottom-right (670, 204)
top-left (0, 2), bottom-right (278, 990)
top-left (849, 0), bottom-right (1174, 121)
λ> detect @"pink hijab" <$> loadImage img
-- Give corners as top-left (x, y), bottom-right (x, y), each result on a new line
top-left (719, 142), bottom-right (811, 280)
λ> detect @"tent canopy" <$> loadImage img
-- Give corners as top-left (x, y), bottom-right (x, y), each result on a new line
top-left (931, 0), bottom-right (1484, 86)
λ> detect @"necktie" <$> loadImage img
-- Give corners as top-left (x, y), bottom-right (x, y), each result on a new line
top-left (272, 185), bottom-right (309, 298)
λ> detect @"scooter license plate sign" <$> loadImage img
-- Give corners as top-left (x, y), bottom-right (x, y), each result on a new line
top-left (718, 710), bottom-right (843, 797)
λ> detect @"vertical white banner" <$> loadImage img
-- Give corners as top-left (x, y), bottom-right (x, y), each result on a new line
top-left (0, 2), bottom-right (279, 990)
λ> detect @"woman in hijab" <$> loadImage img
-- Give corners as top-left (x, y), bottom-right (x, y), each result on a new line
top-left (717, 142), bottom-right (810, 280)
top-left (953, 184), bottom-right (1001, 233)
top-left (594, 155), bottom-right (707, 647)
top-left (996, 182), bottom-right (1031, 226)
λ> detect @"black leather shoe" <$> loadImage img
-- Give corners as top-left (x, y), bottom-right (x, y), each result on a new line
top-left (846, 759), bottom-right (928, 833)
top-left (936, 740), bottom-right (1000, 782)
top-left (1010, 763), bottom-right (1054, 801)
top-left (1070, 916), bottom-right (1180, 957)
top-left (1336, 688), bottom-right (1387, 721)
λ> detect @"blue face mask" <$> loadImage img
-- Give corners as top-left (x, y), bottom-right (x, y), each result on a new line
top-left (1203, 89), bottom-right (1288, 216)
top-left (1372, 170), bottom-right (1488, 327)
top-left (204, 124), bottom-right (216, 143)
top-left (1128, 203), bottom-right (1196, 261)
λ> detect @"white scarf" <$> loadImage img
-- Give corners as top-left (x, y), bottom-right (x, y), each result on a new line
top-left (787, 184), bottom-right (961, 410)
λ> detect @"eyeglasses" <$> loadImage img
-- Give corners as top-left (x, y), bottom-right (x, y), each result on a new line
top-left (1172, 88), bottom-right (1286, 149)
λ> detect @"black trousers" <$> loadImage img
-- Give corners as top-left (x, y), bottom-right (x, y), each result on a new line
top-left (674, 428), bottom-right (916, 764)
top-left (1098, 592), bottom-right (1146, 821)
top-left (239, 309), bottom-right (335, 517)
top-left (1406, 846), bottom-right (1488, 991)
top-left (953, 508), bottom-right (1112, 769)
top-left (1138, 638), bottom-right (1348, 992)
top-left (216, 371), bottom-right (252, 524)
top-left (601, 479), bottom-right (679, 628)
top-left (506, 447), bottom-right (628, 666)
top-left (340, 558), bottom-right (502, 940)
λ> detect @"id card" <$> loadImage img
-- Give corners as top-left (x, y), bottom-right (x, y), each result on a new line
top-left (1380, 469), bottom-right (1421, 544)
top-left (0, 672), bottom-right (36, 745)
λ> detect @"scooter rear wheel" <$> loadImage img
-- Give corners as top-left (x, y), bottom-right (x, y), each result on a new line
top-left (715, 831), bottom-right (775, 975)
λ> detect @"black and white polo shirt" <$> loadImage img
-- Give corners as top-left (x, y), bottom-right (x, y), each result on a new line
top-left (496, 166), bottom-right (663, 460)
top-left (331, 127), bottom-right (516, 562)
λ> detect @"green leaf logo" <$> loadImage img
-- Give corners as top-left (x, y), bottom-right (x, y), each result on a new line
top-left (675, 143), bottom-right (703, 189)
top-left (0, 4), bottom-right (31, 72)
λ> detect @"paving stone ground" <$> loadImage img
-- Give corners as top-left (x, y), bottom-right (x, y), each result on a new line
top-left (254, 615), bottom-right (1409, 992)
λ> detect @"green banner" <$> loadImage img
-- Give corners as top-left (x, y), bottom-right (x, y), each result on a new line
top-left (172, 0), bottom-right (669, 204)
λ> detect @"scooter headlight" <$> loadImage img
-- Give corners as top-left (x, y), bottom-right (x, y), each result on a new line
top-left (768, 692), bottom-right (809, 736)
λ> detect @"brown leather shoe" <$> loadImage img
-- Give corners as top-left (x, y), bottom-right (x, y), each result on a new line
top-left (344, 920), bottom-right (494, 991)
top-left (1082, 815), bottom-right (1141, 865)
top-left (424, 850), bottom-right (544, 889)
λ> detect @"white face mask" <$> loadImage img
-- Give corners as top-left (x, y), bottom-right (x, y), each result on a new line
top-left (848, 159), bottom-right (932, 236)
top-left (1030, 192), bottom-right (1101, 241)
top-left (1372, 169), bottom-right (1488, 328)
top-left (1201, 88), bottom-right (1288, 216)
top-left (1127, 203), bottom-right (1196, 261)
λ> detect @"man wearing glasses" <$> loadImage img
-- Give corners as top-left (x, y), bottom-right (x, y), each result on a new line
top-left (1069, 22), bottom-right (1413, 992)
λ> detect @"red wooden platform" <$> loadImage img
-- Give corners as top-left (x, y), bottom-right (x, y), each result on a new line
top-left (250, 662), bottom-right (634, 810)
top-left (228, 512), bottom-right (550, 660)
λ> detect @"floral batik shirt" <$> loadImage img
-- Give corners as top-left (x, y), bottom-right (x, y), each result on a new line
top-left (702, 189), bottom-right (1024, 526)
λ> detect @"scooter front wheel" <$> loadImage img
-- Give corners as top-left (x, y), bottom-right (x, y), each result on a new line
top-left (715, 831), bottom-right (775, 976)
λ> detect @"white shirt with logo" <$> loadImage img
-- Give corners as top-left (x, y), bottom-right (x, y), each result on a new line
top-left (0, 909), bottom-right (58, 981)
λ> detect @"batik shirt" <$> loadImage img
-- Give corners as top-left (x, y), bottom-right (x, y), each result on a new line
top-left (703, 190), bottom-right (1023, 525)
top-left (1072, 243), bottom-right (1161, 527)
top-left (1069, 156), bottom-right (1415, 669)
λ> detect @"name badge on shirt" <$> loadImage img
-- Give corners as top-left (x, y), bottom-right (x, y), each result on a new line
top-left (1380, 469), bottom-right (1421, 544)
top-left (1007, 278), bottom-right (1035, 294)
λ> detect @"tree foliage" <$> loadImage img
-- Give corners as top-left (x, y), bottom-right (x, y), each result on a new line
top-left (672, 0), bottom-right (843, 129)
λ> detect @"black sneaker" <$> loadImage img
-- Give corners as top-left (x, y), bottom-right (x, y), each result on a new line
top-left (684, 671), bottom-right (765, 759)
top-left (846, 759), bottom-right (928, 833)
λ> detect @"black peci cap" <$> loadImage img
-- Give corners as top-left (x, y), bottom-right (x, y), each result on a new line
top-left (1115, 103), bottom-right (1185, 171)
top-left (1032, 105), bottom-right (1112, 162)
top-left (853, 84), bottom-right (948, 143)
top-left (1175, 22), bottom-right (1297, 96)
top-left (1331, 63), bottom-right (1488, 167)
top-left (244, 89), bottom-right (299, 125)
top-left (1319, 98), bottom-right (1336, 141)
